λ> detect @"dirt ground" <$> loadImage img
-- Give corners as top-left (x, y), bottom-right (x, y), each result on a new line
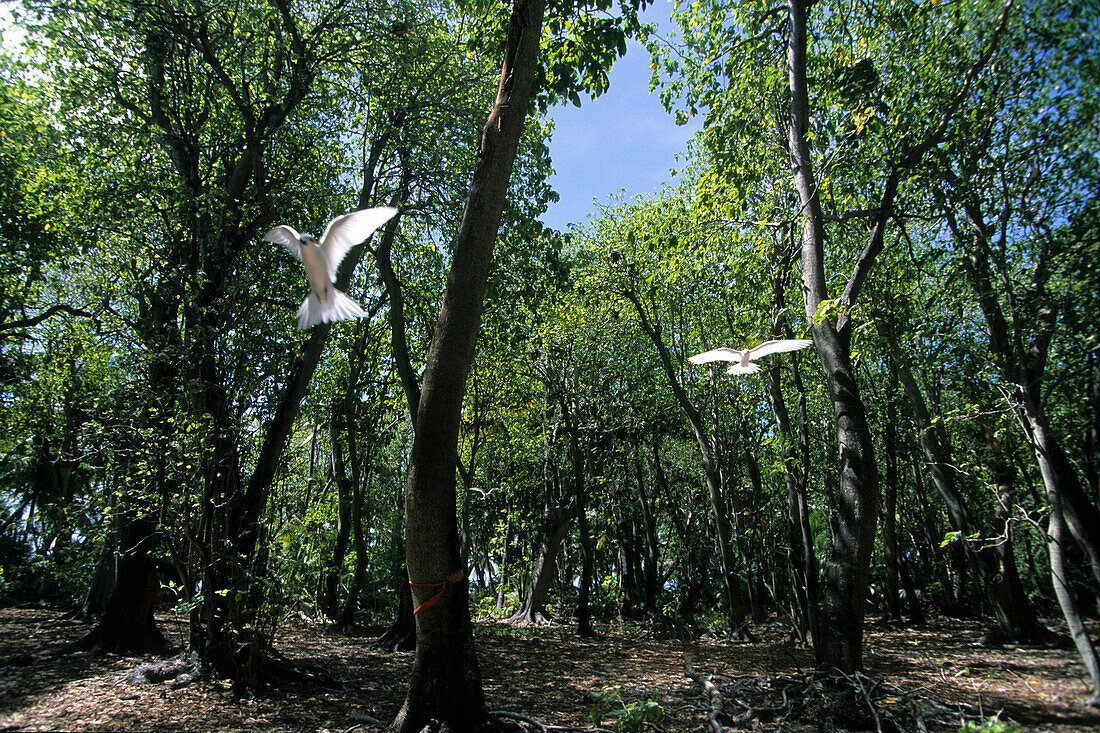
top-left (0, 606), bottom-right (1098, 732)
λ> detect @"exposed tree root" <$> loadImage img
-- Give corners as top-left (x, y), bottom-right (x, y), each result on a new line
top-left (63, 624), bottom-right (173, 657)
top-left (505, 609), bottom-right (556, 627)
top-left (682, 658), bottom-right (990, 731)
top-left (375, 626), bottom-right (415, 651)
top-left (343, 710), bottom-right (388, 732)
top-left (490, 710), bottom-right (614, 732)
top-left (638, 614), bottom-right (697, 642)
top-left (265, 647), bottom-right (355, 691)
top-left (119, 652), bottom-right (201, 690)
top-left (684, 656), bottom-right (725, 732)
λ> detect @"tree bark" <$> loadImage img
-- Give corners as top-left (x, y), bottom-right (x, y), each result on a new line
top-left (510, 502), bottom-right (573, 625)
top-left (1048, 488), bottom-right (1100, 704)
top-left (70, 516), bottom-right (168, 655)
top-left (765, 239), bottom-right (819, 643)
top-left (323, 400), bottom-right (353, 621)
top-left (881, 382), bottom-right (903, 625)
top-left (786, 0), bottom-right (879, 672)
top-left (390, 0), bottom-right (545, 727)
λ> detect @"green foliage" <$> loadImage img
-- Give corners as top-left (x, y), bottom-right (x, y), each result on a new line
top-left (537, 0), bottom-right (649, 109)
top-left (588, 688), bottom-right (665, 732)
top-left (960, 717), bottom-right (1021, 733)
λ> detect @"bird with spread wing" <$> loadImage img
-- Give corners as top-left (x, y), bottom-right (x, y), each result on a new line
top-left (689, 339), bottom-right (813, 375)
top-left (265, 207), bottom-right (397, 329)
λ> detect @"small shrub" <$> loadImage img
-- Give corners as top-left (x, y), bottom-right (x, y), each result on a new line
top-left (960, 716), bottom-right (1021, 733)
top-left (588, 688), bottom-right (665, 732)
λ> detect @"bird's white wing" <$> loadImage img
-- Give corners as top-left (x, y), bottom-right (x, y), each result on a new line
top-left (746, 339), bottom-right (813, 358)
top-left (689, 347), bottom-right (745, 364)
top-left (264, 225), bottom-right (304, 260)
top-left (318, 207), bottom-right (398, 281)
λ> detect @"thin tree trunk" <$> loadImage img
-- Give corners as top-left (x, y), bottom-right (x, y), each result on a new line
top-left (638, 446), bottom-right (662, 617)
top-left (511, 416), bottom-right (573, 625)
top-left (1087, 352), bottom-right (1099, 499)
top-left (898, 552), bottom-right (925, 625)
top-left (1048, 488), bottom-right (1100, 704)
top-left (881, 391), bottom-right (903, 625)
top-left (575, 484), bottom-right (595, 637)
top-left (338, 398), bottom-right (370, 629)
top-left (495, 509), bottom-right (514, 611)
top-left (391, 0), bottom-right (545, 726)
top-left (765, 242), bottom-right (819, 643)
top-left (324, 402), bottom-right (353, 621)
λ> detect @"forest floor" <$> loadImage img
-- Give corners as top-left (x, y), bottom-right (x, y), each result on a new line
top-left (0, 606), bottom-right (1098, 732)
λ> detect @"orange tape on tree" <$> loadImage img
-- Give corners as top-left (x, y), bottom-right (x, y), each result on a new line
top-left (409, 570), bottom-right (466, 616)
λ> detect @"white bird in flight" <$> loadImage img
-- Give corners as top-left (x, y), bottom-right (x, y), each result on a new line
top-left (689, 339), bottom-right (813, 375)
top-left (265, 207), bottom-right (397, 329)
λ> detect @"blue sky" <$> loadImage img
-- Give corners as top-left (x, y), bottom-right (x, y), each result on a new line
top-left (541, 1), bottom-right (701, 232)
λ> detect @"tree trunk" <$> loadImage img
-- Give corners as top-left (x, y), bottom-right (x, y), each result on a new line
top-left (1025, 406), bottom-right (1100, 586)
top-left (338, 398), bottom-right (371, 630)
top-left (390, 0), bottom-right (545, 727)
top-left (1048, 488), bottom-right (1100, 704)
top-left (785, 0), bottom-right (1005, 667)
top-left (575, 487), bottom-right (595, 637)
top-left (706, 464), bottom-right (750, 636)
top-left (787, 0), bottom-right (881, 671)
top-left (323, 402), bottom-right (353, 621)
top-left (907, 445), bottom-right (952, 611)
top-left (898, 553), bottom-right (925, 625)
top-left (70, 516), bottom-right (168, 655)
top-left (765, 243), bottom-right (819, 643)
top-left (76, 533), bottom-right (117, 621)
top-left (808, 328), bottom-right (879, 672)
top-left (881, 387), bottom-right (903, 625)
top-left (617, 511), bottom-right (642, 620)
top-left (1086, 352), bottom-right (1099, 499)
top-left (510, 505), bottom-right (572, 625)
top-left (570, 426), bottom-right (595, 636)
top-left (943, 175), bottom-right (1100, 686)
top-left (495, 510), bottom-right (514, 611)
top-left (622, 285), bottom-right (749, 636)
top-left (377, 579), bottom-right (417, 651)
top-left (978, 413), bottom-right (1052, 644)
top-left (638, 446), bottom-right (662, 617)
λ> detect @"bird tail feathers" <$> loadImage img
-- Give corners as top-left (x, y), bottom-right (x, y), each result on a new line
top-left (726, 363), bottom-right (761, 375)
top-left (297, 289), bottom-right (367, 329)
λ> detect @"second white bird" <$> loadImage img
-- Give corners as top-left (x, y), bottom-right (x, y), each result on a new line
top-left (265, 207), bottom-right (397, 330)
top-left (689, 339), bottom-right (813, 375)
